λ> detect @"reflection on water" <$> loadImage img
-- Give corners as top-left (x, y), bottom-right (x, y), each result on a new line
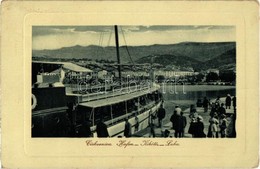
top-left (161, 85), bottom-right (236, 101)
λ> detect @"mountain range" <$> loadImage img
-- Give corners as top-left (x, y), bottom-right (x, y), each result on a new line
top-left (136, 48), bottom-right (236, 71)
top-left (32, 42), bottom-right (236, 71)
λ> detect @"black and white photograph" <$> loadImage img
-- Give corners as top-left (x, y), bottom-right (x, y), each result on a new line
top-left (31, 25), bottom-right (236, 138)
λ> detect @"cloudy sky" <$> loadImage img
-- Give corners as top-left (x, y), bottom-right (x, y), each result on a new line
top-left (32, 25), bottom-right (235, 50)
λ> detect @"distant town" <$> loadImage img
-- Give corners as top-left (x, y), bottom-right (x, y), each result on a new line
top-left (32, 56), bottom-right (236, 86)
top-left (32, 41), bottom-right (236, 86)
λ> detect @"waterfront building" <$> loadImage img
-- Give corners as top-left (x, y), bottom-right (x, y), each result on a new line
top-left (154, 70), bottom-right (195, 78)
top-left (207, 69), bottom-right (220, 75)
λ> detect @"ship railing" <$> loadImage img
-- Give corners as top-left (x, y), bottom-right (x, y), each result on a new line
top-left (65, 81), bottom-right (152, 92)
top-left (80, 84), bottom-right (152, 102)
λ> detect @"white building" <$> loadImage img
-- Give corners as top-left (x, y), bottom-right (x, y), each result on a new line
top-left (207, 69), bottom-right (219, 75)
top-left (121, 71), bottom-right (149, 78)
top-left (154, 70), bottom-right (195, 78)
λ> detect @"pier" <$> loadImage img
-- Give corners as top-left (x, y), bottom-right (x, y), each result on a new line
top-left (133, 97), bottom-right (235, 138)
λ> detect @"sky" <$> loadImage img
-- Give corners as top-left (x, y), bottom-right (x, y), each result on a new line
top-left (32, 25), bottom-right (235, 50)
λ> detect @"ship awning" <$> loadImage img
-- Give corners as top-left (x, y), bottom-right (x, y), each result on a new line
top-left (62, 63), bottom-right (92, 73)
top-left (79, 86), bottom-right (159, 108)
top-left (32, 61), bottom-right (92, 73)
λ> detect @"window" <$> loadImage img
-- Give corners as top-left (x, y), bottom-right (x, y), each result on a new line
top-left (111, 102), bottom-right (126, 119)
top-left (93, 106), bottom-right (111, 125)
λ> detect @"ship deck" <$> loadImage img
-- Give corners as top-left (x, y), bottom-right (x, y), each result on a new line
top-left (67, 84), bottom-right (160, 103)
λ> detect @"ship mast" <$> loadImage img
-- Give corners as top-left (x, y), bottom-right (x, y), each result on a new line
top-left (114, 25), bottom-right (122, 85)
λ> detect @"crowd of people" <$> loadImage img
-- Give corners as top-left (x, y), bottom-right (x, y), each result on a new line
top-left (201, 95), bottom-right (236, 138)
top-left (201, 94), bottom-right (236, 138)
top-left (150, 94), bottom-right (236, 138)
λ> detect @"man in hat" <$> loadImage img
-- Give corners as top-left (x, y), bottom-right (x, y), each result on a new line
top-left (170, 106), bottom-right (178, 130)
top-left (174, 107), bottom-right (182, 138)
top-left (124, 118), bottom-right (132, 138)
top-left (157, 104), bottom-right (166, 128)
top-left (194, 116), bottom-right (206, 138)
top-left (225, 94), bottom-right (232, 109)
top-left (96, 117), bottom-right (109, 138)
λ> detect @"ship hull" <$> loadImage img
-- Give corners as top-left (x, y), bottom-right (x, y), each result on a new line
top-left (92, 101), bottom-right (162, 137)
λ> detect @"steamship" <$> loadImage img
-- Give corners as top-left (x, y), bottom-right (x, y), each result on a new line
top-left (32, 25), bottom-right (163, 137)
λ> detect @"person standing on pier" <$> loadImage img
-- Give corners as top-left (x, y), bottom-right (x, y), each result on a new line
top-left (218, 103), bottom-right (226, 117)
top-left (210, 103), bottom-right (217, 117)
top-left (203, 97), bottom-right (210, 113)
top-left (171, 107), bottom-right (182, 138)
top-left (188, 117), bottom-right (196, 137)
top-left (189, 104), bottom-right (196, 117)
top-left (219, 114), bottom-right (227, 138)
top-left (232, 96), bottom-right (236, 110)
top-left (225, 94), bottom-right (232, 109)
top-left (157, 104), bottom-right (166, 128)
top-left (208, 114), bottom-right (219, 138)
top-left (170, 106), bottom-right (178, 130)
top-left (180, 111), bottom-right (187, 137)
top-left (124, 118), bottom-right (132, 138)
top-left (96, 118), bottom-right (109, 138)
top-left (215, 96), bottom-right (221, 110)
top-left (194, 116), bottom-right (206, 138)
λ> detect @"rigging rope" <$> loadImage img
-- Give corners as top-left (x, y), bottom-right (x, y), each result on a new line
top-left (96, 31), bottom-right (103, 59)
top-left (120, 27), bottom-right (135, 67)
top-left (100, 32), bottom-right (106, 57)
top-left (96, 31), bottom-right (108, 61)
top-left (107, 27), bottom-right (113, 47)
top-left (100, 32), bottom-right (104, 47)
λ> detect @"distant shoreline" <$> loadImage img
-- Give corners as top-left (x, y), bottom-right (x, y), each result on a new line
top-left (159, 84), bottom-right (235, 91)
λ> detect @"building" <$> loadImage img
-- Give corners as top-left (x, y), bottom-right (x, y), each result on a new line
top-left (32, 61), bottom-right (93, 84)
top-left (154, 70), bottom-right (195, 78)
top-left (207, 69), bottom-right (220, 75)
top-left (120, 71), bottom-right (149, 78)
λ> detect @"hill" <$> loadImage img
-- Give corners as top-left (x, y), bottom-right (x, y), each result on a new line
top-left (32, 42), bottom-right (236, 64)
top-left (135, 48), bottom-right (236, 71)
top-left (136, 54), bottom-right (201, 71)
top-left (204, 48), bottom-right (236, 71)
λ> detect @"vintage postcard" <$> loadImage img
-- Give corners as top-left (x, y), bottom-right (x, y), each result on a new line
top-left (1, 0), bottom-right (259, 168)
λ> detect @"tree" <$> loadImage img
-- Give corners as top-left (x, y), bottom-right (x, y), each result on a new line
top-left (219, 71), bottom-right (236, 82)
top-left (157, 75), bottom-right (165, 83)
top-left (195, 73), bottom-right (205, 82)
top-left (206, 72), bottom-right (219, 82)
